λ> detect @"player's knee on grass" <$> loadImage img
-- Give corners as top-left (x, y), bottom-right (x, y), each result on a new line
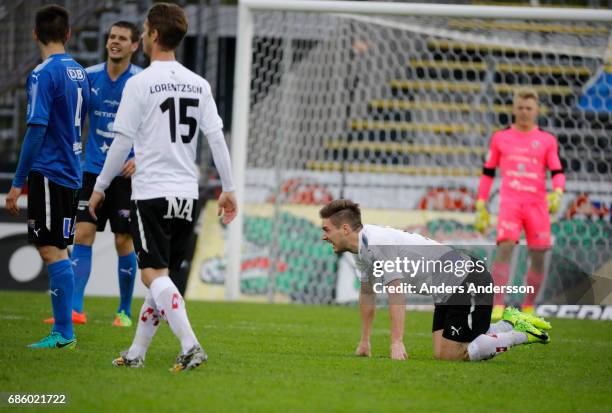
top-left (432, 330), bottom-right (443, 359)
top-left (38, 245), bottom-right (69, 264)
top-left (436, 336), bottom-right (469, 361)
top-left (74, 222), bottom-right (96, 246)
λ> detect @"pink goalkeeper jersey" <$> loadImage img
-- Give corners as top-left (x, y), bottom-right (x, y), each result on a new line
top-left (484, 126), bottom-right (563, 203)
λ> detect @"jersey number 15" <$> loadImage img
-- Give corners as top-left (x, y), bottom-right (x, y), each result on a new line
top-left (159, 97), bottom-right (199, 143)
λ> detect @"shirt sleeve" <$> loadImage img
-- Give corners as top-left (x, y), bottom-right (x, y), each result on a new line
top-left (483, 133), bottom-right (501, 169)
top-left (12, 125), bottom-right (47, 188)
top-left (112, 77), bottom-right (143, 139)
top-left (546, 137), bottom-right (563, 171)
top-left (369, 245), bottom-right (406, 285)
top-left (205, 129), bottom-right (234, 192)
top-left (26, 70), bottom-right (55, 126)
top-left (94, 132), bottom-right (134, 193)
top-left (199, 81), bottom-right (223, 135)
top-left (355, 254), bottom-right (373, 283)
top-left (546, 136), bottom-right (565, 191)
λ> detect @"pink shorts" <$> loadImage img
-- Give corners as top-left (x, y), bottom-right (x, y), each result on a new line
top-left (496, 201), bottom-right (551, 249)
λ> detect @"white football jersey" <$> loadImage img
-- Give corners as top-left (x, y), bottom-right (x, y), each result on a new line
top-left (355, 224), bottom-right (446, 279)
top-left (112, 60), bottom-right (223, 200)
top-left (354, 224), bottom-right (471, 303)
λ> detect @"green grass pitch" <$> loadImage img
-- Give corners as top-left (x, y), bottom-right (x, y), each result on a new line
top-left (0, 291), bottom-right (610, 413)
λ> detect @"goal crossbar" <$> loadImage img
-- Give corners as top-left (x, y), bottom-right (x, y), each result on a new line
top-left (226, 0), bottom-right (612, 301)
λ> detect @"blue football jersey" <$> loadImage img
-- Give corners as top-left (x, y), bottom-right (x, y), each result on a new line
top-left (84, 62), bottom-right (142, 175)
top-left (26, 53), bottom-right (89, 189)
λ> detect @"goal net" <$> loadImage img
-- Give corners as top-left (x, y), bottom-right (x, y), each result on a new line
top-left (217, 1), bottom-right (612, 304)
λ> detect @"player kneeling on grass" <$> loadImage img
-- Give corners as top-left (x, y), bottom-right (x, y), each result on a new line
top-left (319, 199), bottom-right (552, 361)
top-left (88, 3), bottom-right (237, 372)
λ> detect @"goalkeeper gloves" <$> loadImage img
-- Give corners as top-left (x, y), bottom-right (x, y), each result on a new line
top-left (474, 199), bottom-right (490, 233)
top-left (547, 188), bottom-right (563, 214)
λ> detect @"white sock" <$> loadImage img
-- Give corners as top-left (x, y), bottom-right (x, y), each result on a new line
top-left (127, 290), bottom-right (160, 360)
top-left (150, 275), bottom-right (199, 354)
top-left (487, 320), bottom-right (513, 334)
top-left (467, 332), bottom-right (528, 361)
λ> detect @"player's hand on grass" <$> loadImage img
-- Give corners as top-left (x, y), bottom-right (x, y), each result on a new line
top-left (5, 186), bottom-right (23, 216)
top-left (121, 159), bottom-right (136, 178)
top-left (474, 199), bottom-right (490, 233)
top-left (88, 190), bottom-right (105, 221)
top-left (390, 342), bottom-right (407, 360)
top-left (547, 188), bottom-right (563, 214)
top-left (218, 191), bottom-right (237, 224)
top-left (355, 341), bottom-right (371, 357)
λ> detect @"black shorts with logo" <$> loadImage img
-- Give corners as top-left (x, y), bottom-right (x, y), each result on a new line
top-left (432, 266), bottom-right (494, 343)
top-left (131, 197), bottom-right (196, 270)
top-left (27, 171), bottom-right (78, 249)
top-left (76, 172), bottom-right (132, 233)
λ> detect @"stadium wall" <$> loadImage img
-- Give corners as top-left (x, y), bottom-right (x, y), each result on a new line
top-left (0, 196), bottom-right (148, 297)
top-left (185, 187), bottom-right (612, 319)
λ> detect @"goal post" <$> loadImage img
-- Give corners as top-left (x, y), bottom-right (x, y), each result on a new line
top-left (226, 0), bottom-right (612, 302)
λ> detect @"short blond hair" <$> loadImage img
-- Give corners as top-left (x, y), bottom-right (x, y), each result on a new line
top-left (513, 87), bottom-right (539, 103)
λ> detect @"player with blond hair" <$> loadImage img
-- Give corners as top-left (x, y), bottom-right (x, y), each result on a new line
top-left (475, 87), bottom-right (565, 318)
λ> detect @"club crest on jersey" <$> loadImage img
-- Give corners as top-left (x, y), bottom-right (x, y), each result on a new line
top-left (67, 67), bottom-right (85, 81)
top-left (164, 197), bottom-right (193, 222)
top-left (531, 140), bottom-right (540, 148)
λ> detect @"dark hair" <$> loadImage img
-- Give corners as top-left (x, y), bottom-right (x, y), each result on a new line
top-left (35, 4), bottom-right (70, 45)
top-left (111, 21), bottom-right (140, 43)
top-left (147, 3), bottom-right (188, 51)
top-left (319, 199), bottom-right (363, 231)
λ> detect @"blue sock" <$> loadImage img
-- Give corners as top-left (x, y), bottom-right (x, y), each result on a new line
top-left (117, 252), bottom-right (137, 317)
top-left (48, 259), bottom-right (74, 340)
top-left (71, 244), bottom-right (92, 313)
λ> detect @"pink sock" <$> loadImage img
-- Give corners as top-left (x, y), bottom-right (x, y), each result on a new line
top-left (491, 261), bottom-right (510, 306)
top-left (524, 269), bottom-right (545, 307)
